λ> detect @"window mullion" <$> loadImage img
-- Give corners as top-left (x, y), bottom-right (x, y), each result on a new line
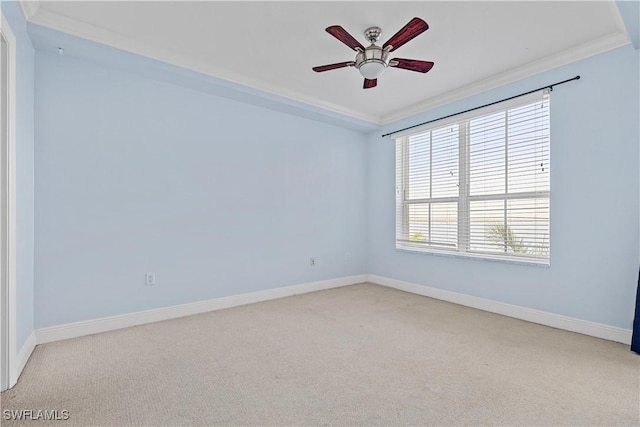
top-left (401, 138), bottom-right (409, 241)
top-left (429, 131), bottom-right (432, 243)
top-left (503, 110), bottom-right (508, 253)
top-left (458, 122), bottom-right (470, 252)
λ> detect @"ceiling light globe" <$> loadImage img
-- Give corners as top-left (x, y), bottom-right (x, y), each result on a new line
top-left (358, 61), bottom-right (385, 79)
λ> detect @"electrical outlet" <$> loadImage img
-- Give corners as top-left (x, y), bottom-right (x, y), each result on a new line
top-left (145, 273), bottom-right (155, 286)
top-left (310, 257), bottom-right (316, 266)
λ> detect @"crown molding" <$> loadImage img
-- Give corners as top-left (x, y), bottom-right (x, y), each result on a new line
top-left (380, 30), bottom-right (631, 125)
top-left (19, 1), bottom-right (40, 21)
top-left (28, 7), bottom-right (380, 125)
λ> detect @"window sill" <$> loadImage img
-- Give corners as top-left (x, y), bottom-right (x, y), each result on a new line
top-left (396, 244), bottom-right (550, 268)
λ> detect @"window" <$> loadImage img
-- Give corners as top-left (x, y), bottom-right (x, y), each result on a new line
top-left (395, 92), bottom-right (550, 264)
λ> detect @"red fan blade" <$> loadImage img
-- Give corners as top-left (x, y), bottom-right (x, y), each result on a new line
top-left (312, 61), bottom-right (354, 72)
top-left (363, 78), bottom-right (377, 89)
top-left (383, 17), bottom-right (429, 52)
top-left (326, 26), bottom-right (365, 51)
top-left (390, 58), bottom-right (434, 73)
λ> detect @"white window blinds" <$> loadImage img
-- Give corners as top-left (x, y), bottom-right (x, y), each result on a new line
top-left (396, 91), bottom-right (550, 264)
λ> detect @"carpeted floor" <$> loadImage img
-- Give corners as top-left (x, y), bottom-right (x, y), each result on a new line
top-left (1, 283), bottom-right (638, 426)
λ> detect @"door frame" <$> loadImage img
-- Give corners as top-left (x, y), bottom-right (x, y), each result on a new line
top-left (0, 11), bottom-right (18, 392)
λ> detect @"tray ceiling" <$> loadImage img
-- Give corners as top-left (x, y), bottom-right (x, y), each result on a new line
top-left (24, 1), bottom-right (630, 124)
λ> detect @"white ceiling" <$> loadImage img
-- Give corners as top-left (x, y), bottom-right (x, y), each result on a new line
top-left (24, 1), bottom-right (630, 124)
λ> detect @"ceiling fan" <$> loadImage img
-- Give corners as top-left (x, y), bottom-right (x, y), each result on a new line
top-left (312, 17), bottom-right (434, 89)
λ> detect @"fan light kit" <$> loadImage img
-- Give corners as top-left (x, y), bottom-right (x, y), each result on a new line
top-left (313, 17), bottom-right (434, 89)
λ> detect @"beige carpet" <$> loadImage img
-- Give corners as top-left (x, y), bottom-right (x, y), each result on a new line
top-left (1, 283), bottom-right (638, 426)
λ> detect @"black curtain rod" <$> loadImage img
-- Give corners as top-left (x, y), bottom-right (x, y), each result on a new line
top-left (381, 75), bottom-right (581, 138)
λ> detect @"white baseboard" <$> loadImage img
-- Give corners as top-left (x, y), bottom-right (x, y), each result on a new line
top-left (31, 273), bottom-right (633, 346)
top-left (10, 331), bottom-right (36, 387)
top-left (35, 274), bottom-right (368, 344)
top-left (368, 275), bottom-right (633, 345)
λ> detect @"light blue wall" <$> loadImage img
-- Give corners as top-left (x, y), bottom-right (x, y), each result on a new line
top-left (33, 48), bottom-right (368, 328)
top-left (28, 18), bottom-right (640, 332)
top-left (616, 0), bottom-right (640, 49)
top-left (2, 2), bottom-right (35, 349)
top-left (27, 25), bottom-right (378, 134)
top-left (367, 45), bottom-right (640, 329)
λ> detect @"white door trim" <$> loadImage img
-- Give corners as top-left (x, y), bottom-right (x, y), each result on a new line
top-left (0, 12), bottom-right (18, 392)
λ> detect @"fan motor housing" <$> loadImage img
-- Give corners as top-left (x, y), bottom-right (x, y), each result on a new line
top-left (355, 45), bottom-right (389, 79)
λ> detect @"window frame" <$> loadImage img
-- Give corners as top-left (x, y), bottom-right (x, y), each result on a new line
top-left (395, 91), bottom-right (550, 266)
